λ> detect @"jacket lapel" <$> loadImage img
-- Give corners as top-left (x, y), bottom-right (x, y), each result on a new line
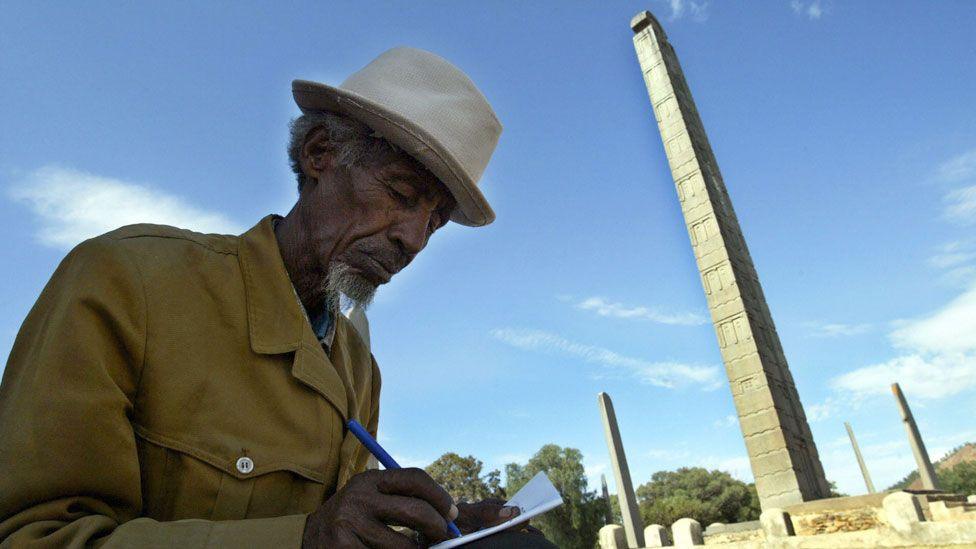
top-left (237, 215), bottom-right (349, 421)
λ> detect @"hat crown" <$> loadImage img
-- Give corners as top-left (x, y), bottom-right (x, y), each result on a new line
top-left (340, 47), bottom-right (501, 186)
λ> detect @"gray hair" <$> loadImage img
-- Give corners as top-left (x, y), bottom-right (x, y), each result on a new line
top-left (287, 110), bottom-right (402, 192)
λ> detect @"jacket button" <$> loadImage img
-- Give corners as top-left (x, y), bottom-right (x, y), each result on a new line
top-left (236, 457), bottom-right (254, 474)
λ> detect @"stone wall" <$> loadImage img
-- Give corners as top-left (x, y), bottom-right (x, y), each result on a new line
top-left (598, 492), bottom-right (976, 548)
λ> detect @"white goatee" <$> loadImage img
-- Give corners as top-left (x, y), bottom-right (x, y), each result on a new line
top-left (323, 261), bottom-right (377, 311)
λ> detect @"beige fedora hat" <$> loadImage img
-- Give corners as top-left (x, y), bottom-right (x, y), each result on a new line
top-left (293, 47), bottom-right (501, 227)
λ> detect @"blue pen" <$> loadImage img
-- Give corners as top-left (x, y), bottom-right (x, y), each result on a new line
top-left (347, 419), bottom-right (462, 538)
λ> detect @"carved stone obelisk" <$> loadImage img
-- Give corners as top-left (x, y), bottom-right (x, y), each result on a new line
top-left (598, 392), bottom-right (644, 547)
top-left (845, 422), bottom-right (876, 494)
top-left (629, 10), bottom-right (829, 509)
top-left (891, 383), bottom-right (940, 490)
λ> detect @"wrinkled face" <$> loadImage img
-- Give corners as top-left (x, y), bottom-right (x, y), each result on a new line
top-left (297, 131), bottom-right (456, 306)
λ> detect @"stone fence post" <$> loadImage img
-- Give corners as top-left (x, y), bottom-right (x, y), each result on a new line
top-left (644, 523), bottom-right (670, 546)
top-left (672, 518), bottom-right (703, 546)
top-left (599, 524), bottom-right (627, 549)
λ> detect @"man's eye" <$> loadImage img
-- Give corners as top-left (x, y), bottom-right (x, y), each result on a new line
top-left (387, 186), bottom-right (414, 204)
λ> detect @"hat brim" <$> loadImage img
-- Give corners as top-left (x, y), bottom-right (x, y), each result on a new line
top-left (292, 80), bottom-right (495, 227)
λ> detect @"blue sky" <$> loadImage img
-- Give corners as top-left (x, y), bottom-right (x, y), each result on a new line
top-left (2, 1), bottom-right (975, 497)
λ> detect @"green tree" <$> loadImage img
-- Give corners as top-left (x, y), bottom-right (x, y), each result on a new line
top-left (425, 453), bottom-right (504, 503)
top-left (505, 444), bottom-right (605, 549)
top-left (635, 467), bottom-right (760, 527)
top-left (938, 460), bottom-right (976, 494)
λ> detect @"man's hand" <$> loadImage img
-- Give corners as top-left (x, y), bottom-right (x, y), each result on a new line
top-left (454, 499), bottom-right (521, 535)
top-left (302, 468), bottom-right (459, 548)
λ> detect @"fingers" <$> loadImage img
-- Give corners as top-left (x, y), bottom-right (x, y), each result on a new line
top-left (479, 498), bottom-right (507, 506)
top-left (375, 468), bottom-right (456, 520)
top-left (373, 494), bottom-right (454, 543)
top-left (457, 501), bottom-right (520, 530)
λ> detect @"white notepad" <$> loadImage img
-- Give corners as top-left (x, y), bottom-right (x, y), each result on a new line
top-left (430, 471), bottom-right (564, 549)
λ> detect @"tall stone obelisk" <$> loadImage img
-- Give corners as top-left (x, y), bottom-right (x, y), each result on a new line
top-left (845, 422), bottom-right (876, 494)
top-left (598, 392), bottom-right (644, 547)
top-left (891, 383), bottom-right (940, 490)
top-left (629, 11), bottom-right (830, 509)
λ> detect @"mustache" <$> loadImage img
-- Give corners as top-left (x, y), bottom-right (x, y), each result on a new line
top-left (355, 239), bottom-right (410, 273)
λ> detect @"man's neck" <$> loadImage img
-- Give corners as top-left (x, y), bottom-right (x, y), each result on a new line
top-left (273, 211), bottom-right (329, 314)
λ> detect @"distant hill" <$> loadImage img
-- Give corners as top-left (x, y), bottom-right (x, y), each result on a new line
top-left (888, 442), bottom-right (976, 490)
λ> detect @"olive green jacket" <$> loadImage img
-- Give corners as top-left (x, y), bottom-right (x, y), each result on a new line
top-left (0, 215), bottom-right (381, 547)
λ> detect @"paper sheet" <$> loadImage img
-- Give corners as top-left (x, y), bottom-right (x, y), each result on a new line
top-left (430, 471), bottom-right (564, 548)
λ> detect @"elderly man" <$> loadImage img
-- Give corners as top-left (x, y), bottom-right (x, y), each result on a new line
top-left (0, 48), bottom-right (553, 548)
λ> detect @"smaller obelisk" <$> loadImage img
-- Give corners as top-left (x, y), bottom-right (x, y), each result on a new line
top-left (601, 474), bottom-right (614, 525)
top-left (844, 422), bottom-right (875, 494)
top-left (891, 383), bottom-right (940, 490)
top-left (598, 392), bottom-right (644, 547)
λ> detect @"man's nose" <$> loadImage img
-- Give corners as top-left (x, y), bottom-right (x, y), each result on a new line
top-left (390, 211), bottom-right (431, 257)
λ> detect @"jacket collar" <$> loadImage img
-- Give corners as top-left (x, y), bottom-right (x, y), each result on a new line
top-left (238, 215), bottom-right (349, 419)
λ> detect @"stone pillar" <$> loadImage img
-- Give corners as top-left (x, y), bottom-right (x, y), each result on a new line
top-left (883, 492), bottom-right (924, 534)
top-left (598, 392), bottom-right (644, 547)
top-left (891, 383), bottom-right (940, 490)
top-left (599, 525), bottom-right (627, 549)
top-left (759, 508), bottom-right (795, 538)
top-left (845, 421), bottom-right (876, 493)
top-left (629, 10), bottom-right (829, 509)
top-left (601, 473), bottom-right (615, 525)
top-left (644, 524), bottom-right (670, 546)
top-left (671, 518), bottom-right (703, 546)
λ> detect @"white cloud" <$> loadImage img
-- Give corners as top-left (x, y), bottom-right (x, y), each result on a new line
top-left (790, 0), bottom-right (826, 20)
top-left (944, 265), bottom-right (976, 286)
top-left (928, 239), bottom-right (976, 269)
top-left (9, 166), bottom-right (242, 249)
top-left (937, 148), bottom-right (976, 183)
top-left (805, 321), bottom-right (872, 338)
top-left (829, 276), bottom-right (976, 401)
top-left (574, 296), bottom-right (708, 326)
top-left (944, 185), bottom-right (976, 225)
top-left (666, 0), bottom-right (709, 22)
top-left (712, 414), bottom-right (738, 429)
top-left (889, 281), bottom-right (976, 354)
top-left (807, 1), bottom-right (823, 19)
top-left (832, 353), bottom-right (976, 400)
top-left (806, 397), bottom-right (836, 422)
top-left (491, 328), bottom-right (721, 390)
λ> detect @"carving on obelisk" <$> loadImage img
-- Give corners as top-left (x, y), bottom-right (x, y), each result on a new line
top-left (845, 422), bottom-right (876, 494)
top-left (629, 10), bottom-right (829, 508)
top-left (598, 392), bottom-right (645, 547)
top-left (891, 383), bottom-right (940, 490)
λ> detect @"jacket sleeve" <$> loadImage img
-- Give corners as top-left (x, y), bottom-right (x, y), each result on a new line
top-left (0, 237), bottom-right (307, 548)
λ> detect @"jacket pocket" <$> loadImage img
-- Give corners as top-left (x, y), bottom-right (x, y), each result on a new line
top-left (134, 425), bottom-right (329, 521)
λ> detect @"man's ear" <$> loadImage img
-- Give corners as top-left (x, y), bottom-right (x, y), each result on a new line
top-left (300, 126), bottom-right (337, 183)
